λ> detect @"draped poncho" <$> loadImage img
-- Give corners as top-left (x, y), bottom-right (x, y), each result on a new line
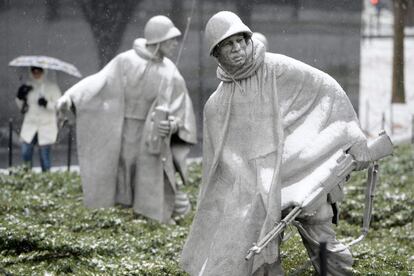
top-left (181, 39), bottom-right (367, 275)
top-left (64, 38), bottom-right (197, 222)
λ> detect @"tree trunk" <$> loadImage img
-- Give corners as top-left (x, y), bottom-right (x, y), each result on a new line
top-left (291, 0), bottom-right (301, 19)
top-left (391, 0), bottom-right (406, 103)
top-left (0, 0), bottom-right (10, 11)
top-left (170, 0), bottom-right (186, 32)
top-left (406, 0), bottom-right (414, 26)
top-left (45, 0), bottom-right (60, 22)
top-left (235, 0), bottom-right (252, 27)
top-left (77, 0), bottom-right (141, 68)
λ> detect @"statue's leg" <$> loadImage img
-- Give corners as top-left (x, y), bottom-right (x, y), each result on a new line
top-left (116, 119), bottom-right (143, 206)
top-left (252, 259), bottom-right (284, 276)
top-left (297, 202), bottom-right (353, 276)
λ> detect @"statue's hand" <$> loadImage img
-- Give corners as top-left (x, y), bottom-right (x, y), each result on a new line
top-left (349, 142), bottom-right (371, 171)
top-left (158, 116), bottom-right (179, 138)
top-left (56, 94), bottom-right (72, 111)
top-left (158, 120), bottom-right (171, 138)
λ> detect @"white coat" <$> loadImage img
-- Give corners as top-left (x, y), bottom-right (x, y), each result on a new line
top-left (16, 69), bottom-right (61, 145)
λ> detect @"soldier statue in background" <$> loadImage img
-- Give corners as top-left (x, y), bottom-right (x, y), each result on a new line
top-left (57, 15), bottom-right (197, 224)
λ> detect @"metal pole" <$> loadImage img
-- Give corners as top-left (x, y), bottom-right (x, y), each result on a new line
top-left (365, 100), bottom-right (370, 134)
top-left (8, 118), bottom-right (13, 169)
top-left (390, 104), bottom-right (394, 135)
top-left (381, 112), bottom-right (385, 130)
top-left (67, 124), bottom-right (72, 172)
top-left (411, 114), bottom-right (414, 144)
top-left (319, 241), bottom-right (327, 276)
top-left (197, 0), bottom-right (204, 142)
top-left (376, 5), bottom-right (381, 35)
top-left (368, 15), bottom-right (372, 40)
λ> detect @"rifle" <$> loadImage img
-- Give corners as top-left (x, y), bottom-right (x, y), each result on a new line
top-left (245, 131), bottom-right (393, 260)
top-left (148, 106), bottom-right (169, 155)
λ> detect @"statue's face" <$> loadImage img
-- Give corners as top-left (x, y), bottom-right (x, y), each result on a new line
top-left (216, 34), bottom-right (248, 72)
top-left (159, 37), bottom-right (179, 58)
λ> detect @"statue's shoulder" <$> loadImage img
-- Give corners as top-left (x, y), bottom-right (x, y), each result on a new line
top-left (203, 83), bottom-right (224, 114)
top-left (264, 53), bottom-right (334, 85)
top-left (264, 53), bottom-right (307, 75)
top-left (207, 82), bottom-right (224, 103)
top-left (118, 49), bottom-right (136, 61)
top-left (162, 57), bottom-right (185, 81)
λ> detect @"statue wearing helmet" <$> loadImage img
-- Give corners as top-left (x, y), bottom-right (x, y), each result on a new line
top-left (182, 11), bottom-right (369, 276)
top-left (204, 11), bottom-right (252, 56)
top-left (144, 15), bottom-right (181, 45)
top-left (57, 15), bottom-right (197, 224)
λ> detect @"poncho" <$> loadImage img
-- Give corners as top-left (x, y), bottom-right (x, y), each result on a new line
top-left (64, 38), bottom-right (197, 223)
top-left (181, 39), bottom-right (367, 275)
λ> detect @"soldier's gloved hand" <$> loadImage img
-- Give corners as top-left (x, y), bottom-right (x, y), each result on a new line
top-left (17, 84), bottom-right (33, 100)
top-left (168, 116), bottom-right (179, 134)
top-left (38, 97), bottom-right (48, 107)
top-left (158, 120), bottom-right (171, 138)
top-left (348, 142), bottom-right (372, 171)
top-left (56, 94), bottom-right (73, 111)
top-left (158, 116), bottom-right (179, 138)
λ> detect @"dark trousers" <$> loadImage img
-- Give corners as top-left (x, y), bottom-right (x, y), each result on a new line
top-left (21, 134), bottom-right (52, 172)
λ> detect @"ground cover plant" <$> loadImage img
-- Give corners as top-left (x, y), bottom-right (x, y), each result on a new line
top-left (0, 145), bottom-right (413, 275)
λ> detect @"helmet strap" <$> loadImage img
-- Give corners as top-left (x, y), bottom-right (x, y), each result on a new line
top-left (146, 43), bottom-right (162, 60)
top-left (152, 43), bottom-right (161, 58)
top-left (216, 62), bottom-right (245, 95)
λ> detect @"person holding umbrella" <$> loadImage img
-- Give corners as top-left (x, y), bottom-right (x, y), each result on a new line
top-left (15, 66), bottom-right (61, 172)
top-left (10, 55), bottom-right (81, 172)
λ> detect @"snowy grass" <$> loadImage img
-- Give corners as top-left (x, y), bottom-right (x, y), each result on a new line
top-left (0, 145), bottom-right (413, 275)
top-left (282, 144), bottom-right (414, 275)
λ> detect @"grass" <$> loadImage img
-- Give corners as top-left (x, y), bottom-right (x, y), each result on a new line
top-left (0, 145), bottom-right (413, 275)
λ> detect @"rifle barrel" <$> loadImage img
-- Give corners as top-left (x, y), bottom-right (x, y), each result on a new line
top-left (245, 206), bottom-right (301, 260)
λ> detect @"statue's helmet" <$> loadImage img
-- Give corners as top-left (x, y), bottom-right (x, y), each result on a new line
top-left (144, 15), bottom-right (181, 44)
top-left (205, 11), bottom-right (252, 56)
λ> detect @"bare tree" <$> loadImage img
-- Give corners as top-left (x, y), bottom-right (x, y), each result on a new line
top-left (45, 0), bottom-right (61, 22)
top-left (0, 0), bottom-right (9, 11)
top-left (235, 0), bottom-right (253, 27)
top-left (408, 0), bottom-right (414, 26)
top-left (291, 0), bottom-right (301, 19)
top-left (77, 0), bottom-right (141, 68)
top-left (170, 0), bottom-right (186, 32)
top-left (391, 0), bottom-right (407, 103)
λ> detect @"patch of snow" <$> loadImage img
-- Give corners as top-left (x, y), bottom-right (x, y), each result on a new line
top-left (359, 0), bottom-right (414, 144)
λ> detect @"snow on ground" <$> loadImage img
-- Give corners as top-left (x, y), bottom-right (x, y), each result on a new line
top-left (0, 157), bottom-right (203, 174)
top-left (0, 165), bottom-right (80, 174)
top-left (359, 38), bottom-right (414, 143)
top-left (359, 0), bottom-right (414, 144)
